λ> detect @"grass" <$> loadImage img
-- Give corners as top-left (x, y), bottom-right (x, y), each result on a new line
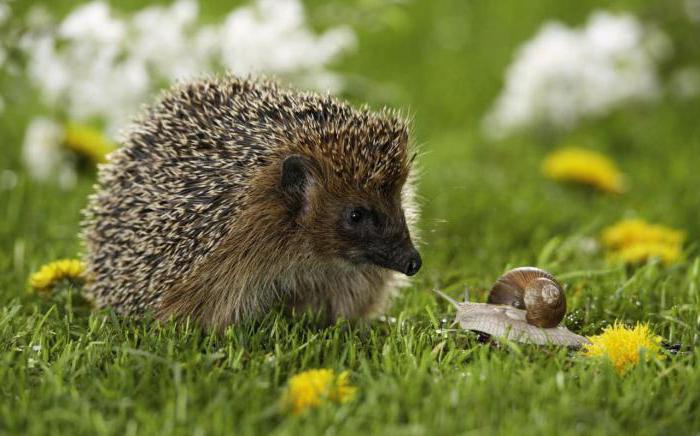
top-left (1, 0), bottom-right (700, 434)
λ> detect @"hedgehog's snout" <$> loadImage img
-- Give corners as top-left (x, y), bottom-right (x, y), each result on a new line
top-left (404, 250), bottom-right (422, 276)
top-left (365, 238), bottom-right (421, 277)
top-left (393, 243), bottom-right (421, 276)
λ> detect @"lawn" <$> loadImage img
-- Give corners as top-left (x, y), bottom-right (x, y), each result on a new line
top-left (1, 0), bottom-right (699, 434)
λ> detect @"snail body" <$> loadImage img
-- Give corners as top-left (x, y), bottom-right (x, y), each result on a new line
top-left (488, 267), bottom-right (566, 328)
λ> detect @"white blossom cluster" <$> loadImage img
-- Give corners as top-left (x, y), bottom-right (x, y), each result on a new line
top-left (0, 2), bottom-right (12, 113)
top-left (19, 0), bottom-right (355, 186)
top-left (22, 0), bottom-right (355, 136)
top-left (21, 117), bottom-right (77, 189)
top-left (483, 11), bottom-right (671, 139)
top-left (685, 0), bottom-right (700, 22)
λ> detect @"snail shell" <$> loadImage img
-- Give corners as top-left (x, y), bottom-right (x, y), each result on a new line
top-left (487, 267), bottom-right (566, 328)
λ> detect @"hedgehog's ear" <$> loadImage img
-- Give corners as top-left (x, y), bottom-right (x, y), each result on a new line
top-left (280, 154), bottom-right (313, 211)
top-left (281, 155), bottom-right (307, 189)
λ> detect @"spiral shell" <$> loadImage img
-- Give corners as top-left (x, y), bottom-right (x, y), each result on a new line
top-left (487, 267), bottom-right (566, 328)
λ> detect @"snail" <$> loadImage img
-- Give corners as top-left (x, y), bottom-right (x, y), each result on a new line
top-left (435, 267), bottom-right (589, 347)
top-left (487, 267), bottom-right (565, 328)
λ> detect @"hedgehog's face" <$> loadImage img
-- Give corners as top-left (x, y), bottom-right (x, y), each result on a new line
top-left (334, 201), bottom-right (422, 276)
top-left (280, 154), bottom-right (421, 276)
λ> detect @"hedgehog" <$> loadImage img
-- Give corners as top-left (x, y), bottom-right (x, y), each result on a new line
top-left (82, 75), bottom-right (421, 332)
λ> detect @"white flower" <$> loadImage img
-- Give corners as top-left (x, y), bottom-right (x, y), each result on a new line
top-left (130, 0), bottom-right (212, 81)
top-left (22, 1), bottom-right (152, 136)
top-left (685, 0), bottom-right (700, 22)
top-left (0, 170), bottom-right (18, 191)
top-left (0, 3), bottom-right (11, 112)
top-left (22, 117), bottom-right (63, 181)
top-left (58, 1), bottom-right (125, 44)
top-left (0, 3), bottom-right (11, 25)
top-left (0, 45), bottom-right (6, 71)
top-left (483, 11), bottom-right (669, 138)
top-left (22, 118), bottom-right (77, 189)
top-left (218, 0), bottom-right (355, 89)
top-left (21, 0), bottom-right (357, 143)
top-left (670, 66), bottom-right (700, 98)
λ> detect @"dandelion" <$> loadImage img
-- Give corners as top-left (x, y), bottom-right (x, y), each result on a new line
top-left (542, 147), bottom-right (625, 193)
top-left (602, 219), bottom-right (685, 248)
top-left (63, 123), bottom-right (116, 164)
top-left (29, 259), bottom-right (85, 293)
top-left (581, 322), bottom-right (663, 374)
top-left (601, 218), bottom-right (685, 265)
top-left (283, 369), bottom-right (356, 414)
top-left (612, 242), bottom-right (682, 266)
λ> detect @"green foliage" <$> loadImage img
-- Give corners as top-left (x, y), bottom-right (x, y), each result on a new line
top-left (1, 0), bottom-right (699, 434)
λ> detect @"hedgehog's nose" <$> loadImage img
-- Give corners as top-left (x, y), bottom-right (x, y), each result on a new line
top-left (404, 251), bottom-right (422, 276)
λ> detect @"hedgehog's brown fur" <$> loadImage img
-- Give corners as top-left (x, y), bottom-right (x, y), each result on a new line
top-left (82, 75), bottom-right (419, 331)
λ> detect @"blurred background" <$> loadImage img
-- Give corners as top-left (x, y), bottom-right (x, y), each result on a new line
top-left (1, 0), bottom-right (699, 299)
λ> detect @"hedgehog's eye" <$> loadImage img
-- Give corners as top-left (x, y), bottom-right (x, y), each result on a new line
top-left (348, 208), bottom-right (366, 225)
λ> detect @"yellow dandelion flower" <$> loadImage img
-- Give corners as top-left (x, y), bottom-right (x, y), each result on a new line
top-left (283, 369), bottom-right (356, 414)
top-left (581, 322), bottom-right (663, 374)
top-left (610, 242), bottom-right (683, 266)
top-left (29, 259), bottom-right (85, 293)
top-left (63, 123), bottom-right (116, 164)
top-left (542, 147), bottom-right (625, 193)
top-left (601, 218), bottom-right (685, 249)
top-left (601, 219), bottom-right (685, 265)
